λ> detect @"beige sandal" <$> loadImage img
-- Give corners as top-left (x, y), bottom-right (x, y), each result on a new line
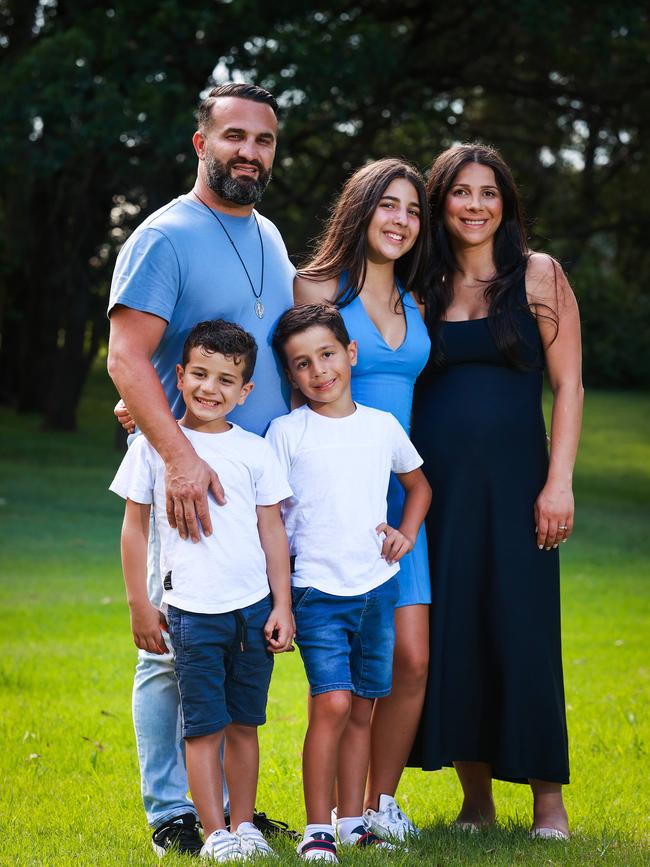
top-left (530, 827), bottom-right (569, 840)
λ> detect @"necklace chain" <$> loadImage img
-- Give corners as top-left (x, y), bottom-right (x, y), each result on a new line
top-left (192, 191), bottom-right (265, 317)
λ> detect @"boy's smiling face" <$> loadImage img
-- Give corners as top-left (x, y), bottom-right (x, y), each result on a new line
top-left (284, 325), bottom-right (357, 418)
top-left (176, 346), bottom-right (254, 432)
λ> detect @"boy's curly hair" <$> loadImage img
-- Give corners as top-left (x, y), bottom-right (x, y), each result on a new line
top-left (182, 319), bottom-right (258, 382)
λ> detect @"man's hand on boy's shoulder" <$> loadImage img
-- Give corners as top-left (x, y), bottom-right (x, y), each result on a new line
top-left (264, 605), bottom-right (296, 654)
top-left (376, 523), bottom-right (414, 566)
top-left (129, 600), bottom-right (169, 655)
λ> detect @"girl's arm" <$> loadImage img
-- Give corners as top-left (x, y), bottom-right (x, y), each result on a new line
top-left (527, 253), bottom-right (584, 550)
top-left (293, 274), bottom-right (338, 305)
top-left (121, 499), bottom-right (168, 654)
top-left (256, 503), bottom-right (294, 653)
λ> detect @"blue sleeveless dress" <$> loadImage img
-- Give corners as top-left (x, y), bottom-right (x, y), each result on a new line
top-left (339, 281), bottom-right (432, 607)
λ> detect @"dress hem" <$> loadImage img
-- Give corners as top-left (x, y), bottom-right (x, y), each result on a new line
top-left (409, 757), bottom-right (569, 786)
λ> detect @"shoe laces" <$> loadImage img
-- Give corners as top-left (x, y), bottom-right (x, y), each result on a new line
top-left (384, 800), bottom-right (406, 827)
top-left (254, 811), bottom-right (301, 841)
top-left (155, 817), bottom-right (201, 847)
top-left (237, 823), bottom-right (271, 848)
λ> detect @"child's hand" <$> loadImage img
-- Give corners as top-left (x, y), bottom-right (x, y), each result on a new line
top-left (264, 606), bottom-right (296, 654)
top-left (114, 398), bottom-right (136, 434)
top-left (376, 523), bottom-right (414, 565)
top-left (130, 601), bottom-right (168, 654)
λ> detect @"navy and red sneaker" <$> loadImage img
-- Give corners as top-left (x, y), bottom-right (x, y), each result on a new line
top-left (297, 831), bottom-right (338, 862)
top-left (340, 823), bottom-right (395, 850)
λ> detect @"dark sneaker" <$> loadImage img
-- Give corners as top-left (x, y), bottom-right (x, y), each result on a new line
top-left (225, 809), bottom-right (301, 841)
top-left (152, 812), bottom-right (203, 857)
top-left (253, 810), bottom-right (301, 841)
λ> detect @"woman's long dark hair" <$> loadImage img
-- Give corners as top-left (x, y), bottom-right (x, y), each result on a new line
top-left (299, 158), bottom-right (431, 307)
top-left (425, 143), bottom-right (557, 368)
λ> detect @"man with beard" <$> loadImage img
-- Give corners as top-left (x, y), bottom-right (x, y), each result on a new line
top-left (107, 83), bottom-right (295, 856)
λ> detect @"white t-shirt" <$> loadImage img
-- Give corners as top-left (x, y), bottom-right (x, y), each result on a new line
top-left (110, 424), bottom-right (292, 614)
top-left (265, 403), bottom-right (423, 596)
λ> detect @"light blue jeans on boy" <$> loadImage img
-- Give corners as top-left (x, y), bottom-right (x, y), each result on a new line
top-left (131, 509), bottom-right (229, 828)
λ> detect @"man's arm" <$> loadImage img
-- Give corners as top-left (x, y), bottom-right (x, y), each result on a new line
top-left (107, 305), bottom-right (224, 541)
top-left (121, 499), bottom-right (168, 654)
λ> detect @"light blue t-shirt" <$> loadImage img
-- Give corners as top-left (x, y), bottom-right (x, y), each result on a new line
top-left (108, 195), bottom-right (294, 435)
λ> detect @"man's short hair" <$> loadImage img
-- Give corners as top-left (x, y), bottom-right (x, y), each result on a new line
top-left (272, 304), bottom-right (351, 365)
top-left (198, 83), bottom-right (279, 131)
top-left (182, 319), bottom-right (258, 383)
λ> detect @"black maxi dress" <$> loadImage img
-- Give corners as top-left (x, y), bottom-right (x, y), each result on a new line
top-left (409, 282), bottom-right (569, 784)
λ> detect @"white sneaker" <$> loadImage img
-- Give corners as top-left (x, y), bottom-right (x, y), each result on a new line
top-left (235, 822), bottom-right (277, 858)
top-left (201, 829), bottom-right (244, 861)
top-left (297, 831), bottom-right (338, 862)
top-left (363, 794), bottom-right (420, 842)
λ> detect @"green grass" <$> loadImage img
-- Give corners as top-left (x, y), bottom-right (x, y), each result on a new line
top-left (1, 373), bottom-right (649, 865)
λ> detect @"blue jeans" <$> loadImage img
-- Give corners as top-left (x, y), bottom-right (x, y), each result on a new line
top-left (167, 596), bottom-right (274, 737)
top-left (292, 575), bottom-right (399, 698)
top-left (131, 507), bottom-right (229, 828)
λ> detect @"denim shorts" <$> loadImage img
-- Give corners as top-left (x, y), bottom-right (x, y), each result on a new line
top-left (292, 576), bottom-right (399, 699)
top-left (167, 594), bottom-right (274, 738)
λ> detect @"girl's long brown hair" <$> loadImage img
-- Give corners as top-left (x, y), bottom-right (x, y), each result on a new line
top-left (425, 143), bottom-right (558, 367)
top-left (299, 158), bottom-right (430, 307)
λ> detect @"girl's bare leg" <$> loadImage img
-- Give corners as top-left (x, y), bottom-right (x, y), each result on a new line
top-left (365, 604), bottom-right (429, 809)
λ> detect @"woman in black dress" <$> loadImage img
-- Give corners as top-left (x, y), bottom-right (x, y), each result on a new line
top-left (411, 144), bottom-right (583, 838)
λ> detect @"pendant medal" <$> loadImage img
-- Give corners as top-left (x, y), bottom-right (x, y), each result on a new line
top-left (191, 192), bottom-right (266, 321)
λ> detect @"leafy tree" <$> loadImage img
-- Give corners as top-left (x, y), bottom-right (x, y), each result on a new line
top-left (0, 0), bottom-right (647, 429)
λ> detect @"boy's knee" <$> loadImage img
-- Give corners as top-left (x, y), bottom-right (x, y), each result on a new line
top-left (312, 690), bottom-right (352, 721)
top-left (227, 722), bottom-right (258, 740)
top-left (185, 729), bottom-right (224, 747)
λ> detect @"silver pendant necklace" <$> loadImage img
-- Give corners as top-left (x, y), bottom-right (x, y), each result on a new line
top-left (193, 191), bottom-right (265, 318)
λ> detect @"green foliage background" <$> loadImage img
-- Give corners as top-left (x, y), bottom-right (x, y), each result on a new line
top-left (1, 0), bottom-right (649, 428)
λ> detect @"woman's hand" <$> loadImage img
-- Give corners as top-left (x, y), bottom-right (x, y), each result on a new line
top-left (534, 483), bottom-right (574, 550)
top-left (114, 398), bottom-right (136, 433)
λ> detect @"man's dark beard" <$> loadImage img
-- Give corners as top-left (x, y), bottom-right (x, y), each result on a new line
top-left (205, 154), bottom-right (271, 205)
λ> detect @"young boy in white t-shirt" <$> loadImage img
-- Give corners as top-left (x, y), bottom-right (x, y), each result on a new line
top-left (110, 319), bottom-right (294, 863)
top-left (266, 304), bottom-right (432, 863)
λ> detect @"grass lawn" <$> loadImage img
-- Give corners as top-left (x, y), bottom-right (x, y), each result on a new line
top-left (0, 371), bottom-right (648, 865)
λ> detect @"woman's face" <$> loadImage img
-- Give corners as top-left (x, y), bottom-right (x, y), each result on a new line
top-left (443, 162), bottom-right (503, 249)
top-left (366, 178), bottom-right (421, 264)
